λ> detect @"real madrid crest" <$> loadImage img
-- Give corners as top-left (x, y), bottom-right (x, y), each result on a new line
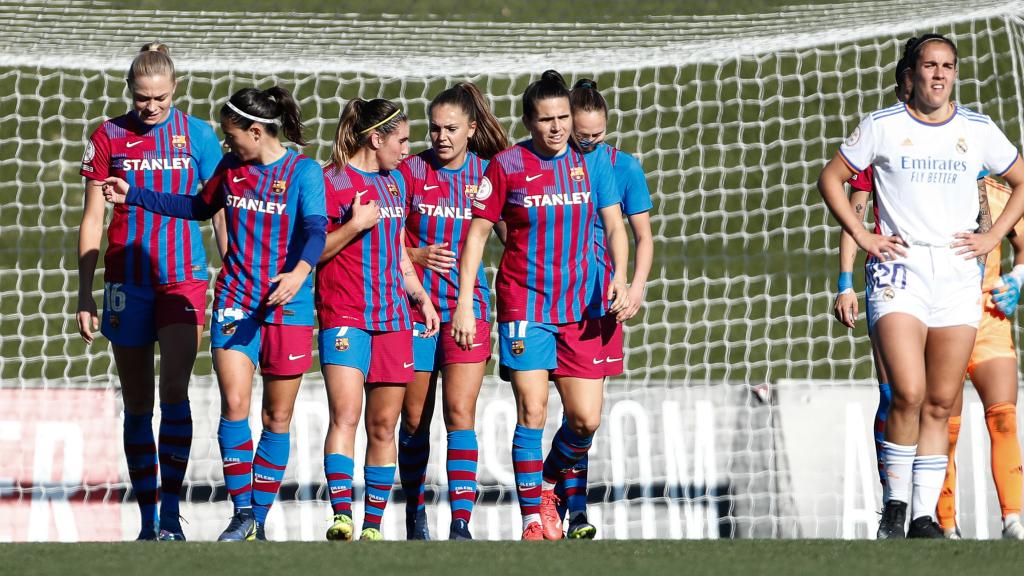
top-left (171, 134), bottom-right (187, 150)
top-left (464, 184), bottom-right (478, 199)
top-left (335, 337), bottom-right (349, 352)
top-left (956, 137), bottom-right (968, 154)
top-left (569, 166), bottom-right (585, 182)
top-left (272, 180), bottom-right (287, 195)
top-left (882, 286), bottom-right (896, 301)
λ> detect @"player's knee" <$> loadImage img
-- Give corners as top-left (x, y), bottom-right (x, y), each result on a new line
top-left (890, 389), bottom-right (924, 415)
top-left (262, 406), bottom-right (294, 431)
top-left (366, 418), bottom-right (397, 447)
top-left (922, 400), bottom-right (955, 422)
top-left (401, 407), bottom-right (425, 435)
top-left (444, 403), bottom-right (475, 430)
top-left (565, 414), bottom-right (601, 438)
top-left (519, 401), bottom-right (547, 428)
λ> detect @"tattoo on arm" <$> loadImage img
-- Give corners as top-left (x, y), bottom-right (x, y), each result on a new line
top-left (978, 181), bottom-right (993, 234)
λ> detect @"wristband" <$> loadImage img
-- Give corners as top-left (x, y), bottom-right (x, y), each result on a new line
top-left (837, 271), bottom-right (854, 293)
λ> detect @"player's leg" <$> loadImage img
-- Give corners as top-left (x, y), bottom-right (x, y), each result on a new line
top-left (869, 334), bottom-right (893, 497)
top-left (936, 383), bottom-right (963, 538)
top-left (905, 324), bottom-right (975, 538)
top-left (359, 329), bottom-right (414, 541)
top-left (398, 328), bottom-right (438, 540)
top-left (873, 313), bottom-right (928, 539)
top-left (441, 359), bottom-right (486, 540)
top-left (213, 346), bottom-right (258, 542)
top-left (320, 326), bottom-right (371, 541)
top-left (152, 279), bottom-right (206, 540)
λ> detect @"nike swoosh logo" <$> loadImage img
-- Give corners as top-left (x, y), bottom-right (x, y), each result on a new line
top-left (605, 356), bottom-right (622, 363)
top-left (469, 343), bottom-right (485, 348)
top-left (288, 354), bottom-right (306, 360)
top-left (423, 185), bottom-right (439, 191)
top-left (184, 306), bottom-right (197, 312)
top-left (525, 174), bottom-right (543, 182)
top-left (592, 358), bottom-right (605, 364)
top-left (233, 176), bottom-right (247, 183)
top-left (404, 362), bottom-right (415, 368)
top-left (126, 140), bottom-right (144, 148)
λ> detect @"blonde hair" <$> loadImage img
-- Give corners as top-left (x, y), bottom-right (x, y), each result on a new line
top-left (127, 42), bottom-right (175, 90)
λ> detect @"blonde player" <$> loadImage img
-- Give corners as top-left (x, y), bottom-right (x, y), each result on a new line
top-left (819, 33), bottom-right (1024, 538)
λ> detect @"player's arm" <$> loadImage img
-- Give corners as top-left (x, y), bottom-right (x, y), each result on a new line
top-left (494, 220), bottom-right (508, 246)
top-left (818, 155), bottom-right (905, 260)
top-left (834, 188), bottom-right (869, 328)
top-left (102, 176), bottom-right (221, 220)
top-left (957, 158), bottom-right (1024, 259)
top-left (452, 217), bottom-right (494, 348)
top-left (267, 163), bottom-right (327, 307)
top-left (212, 209), bottom-right (228, 262)
top-left (400, 229), bottom-right (439, 337)
top-left (598, 204), bottom-right (631, 318)
top-left (319, 190), bottom-right (379, 263)
top-left (619, 210), bottom-right (652, 322)
top-left (76, 179), bottom-right (106, 344)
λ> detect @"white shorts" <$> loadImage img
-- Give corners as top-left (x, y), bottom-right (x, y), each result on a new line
top-left (865, 244), bottom-right (982, 329)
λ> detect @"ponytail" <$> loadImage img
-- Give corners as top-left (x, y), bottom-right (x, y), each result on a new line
top-left (429, 82), bottom-right (509, 160)
top-left (522, 69), bottom-right (569, 121)
top-left (329, 98), bottom-right (407, 170)
top-left (220, 86), bottom-right (307, 146)
top-left (569, 78), bottom-right (607, 116)
top-left (127, 42), bottom-right (175, 90)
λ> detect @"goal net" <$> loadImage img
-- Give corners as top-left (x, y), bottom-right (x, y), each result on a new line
top-left (2, 0), bottom-right (1023, 541)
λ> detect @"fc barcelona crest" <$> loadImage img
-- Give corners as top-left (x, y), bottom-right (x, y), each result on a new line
top-left (109, 314), bottom-right (120, 329)
top-left (569, 166), bottom-right (585, 182)
top-left (171, 134), bottom-right (187, 150)
top-left (221, 322), bottom-right (237, 336)
top-left (511, 339), bottom-right (525, 356)
top-left (272, 180), bottom-right (288, 195)
top-left (335, 337), bottom-right (349, 352)
top-left (387, 182), bottom-right (400, 197)
top-left (464, 184), bottom-right (479, 199)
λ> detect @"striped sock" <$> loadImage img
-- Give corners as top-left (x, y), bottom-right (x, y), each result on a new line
top-left (874, 383), bottom-right (892, 493)
top-left (398, 428), bottom-right (429, 521)
top-left (447, 429), bottom-right (478, 524)
top-left (325, 453), bottom-right (354, 516)
top-left (512, 425), bottom-right (543, 526)
top-left (158, 401), bottom-right (192, 530)
top-left (218, 417), bottom-right (253, 510)
top-left (252, 430), bottom-right (289, 525)
top-left (912, 455), bottom-right (949, 521)
top-left (363, 465), bottom-right (396, 531)
top-left (882, 441), bottom-right (916, 505)
top-left (542, 424), bottom-right (593, 487)
top-left (124, 411), bottom-right (159, 534)
top-left (564, 454), bottom-right (588, 518)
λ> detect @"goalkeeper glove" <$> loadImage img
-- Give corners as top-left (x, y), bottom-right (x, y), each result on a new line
top-left (993, 264), bottom-right (1024, 316)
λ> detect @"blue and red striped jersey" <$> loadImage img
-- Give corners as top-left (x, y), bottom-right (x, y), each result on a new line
top-left (399, 150), bottom-right (491, 323)
top-left (81, 108), bottom-right (221, 285)
top-left (316, 164), bottom-right (412, 332)
top-left (201, 149), bottom-right (325, 325)
top-left (472, 140), bottom-right (618, 324)
top-left (587, 143), bottom-right (653, 316)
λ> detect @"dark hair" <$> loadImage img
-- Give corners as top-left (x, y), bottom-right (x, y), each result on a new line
top-left (429, 82), bottom-right (509, 160)
top-left (221, 86), bottom-right (306, 146)
top-left (893, 56), bottom-right (911, 88)
top-left (127, 42), bottom-right (174, 91)
top-left (522, 69), bottom-right (570, 121)
top-left (329, 98), bottom-right (407, 169)
top-left (902, 33), bottom-right (958, 71)
top-left (569, 78), bottom-right (608, 117)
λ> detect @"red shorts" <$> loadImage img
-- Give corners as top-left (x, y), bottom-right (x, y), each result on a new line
top-left (154, 279), bottom-right (207, 328)
top-left (257, 324), bottom-right (314, 376)
top-left (551, 318), bottom-right (605, 380)
top-left (599, 314), bottom-right (624, 377)
top-left (440, 319), bottom-right (491, 366)
top-left (368, 330), bottom-right (414, 383)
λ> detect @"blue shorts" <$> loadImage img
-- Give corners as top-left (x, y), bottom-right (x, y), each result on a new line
top-left (498, 319), bottom-right (605, 379)
top-left (101, 280), bottom-right (206, 347)
top-left (498, 321), bottom-right (558, 372)
top-left (412, 322), bottom-right (440, 372)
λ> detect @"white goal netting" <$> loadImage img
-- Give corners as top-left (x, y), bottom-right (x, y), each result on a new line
top-left (2, 0), bottom-right (1024, 541)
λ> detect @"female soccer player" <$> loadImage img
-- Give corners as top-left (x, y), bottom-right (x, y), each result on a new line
top-left (452, 70), bottom-right (630, 540)
top-left (77, 43), bottom-right (222, 541)
top-left (102, 86), bottom-right (327, 542)
top-left (818, 33), bottom-right (1024, 538)
top-left (395, 82), bottom-right (508, 541)
top-left (316, 98), bottom-right (439, 542)
top-left (536, 77), bottom-right (653, 540)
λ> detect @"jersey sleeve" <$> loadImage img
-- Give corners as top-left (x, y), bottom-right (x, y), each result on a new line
top-left (398, 158), bottom-right (416, 214)
top-left (982, 118), bottom-right (1020, 177)
top-left (473, 159), bottom-right (508, 223)
top-left (295, 158), bottom-right (327, 219)
top-left (191, 119), bottom-right (223, 181)
top-left (80, 124), bottom-right (111, 181)
top-left (199, 156), bottom-right (230, 210)
top-left (838, 114), bottom-right (877, 173)
top-left (847, 165), bottom-right (874, 193)
top-left (587, 150), bottom-right (620, 210)
top-left (616, 153), bottom-right (653, 215)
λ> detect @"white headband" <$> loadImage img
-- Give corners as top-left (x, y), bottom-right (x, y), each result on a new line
top-left (226, 101), bottom-right (277, 125)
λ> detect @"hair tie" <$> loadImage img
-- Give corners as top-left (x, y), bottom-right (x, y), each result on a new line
top-left (226, 101), bottom-right (277, 124)
top-left (359, 109), bottom-right (402, 135)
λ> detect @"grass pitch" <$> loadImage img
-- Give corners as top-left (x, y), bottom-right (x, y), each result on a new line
top-left (5, 540), bottom-right (1024, 576)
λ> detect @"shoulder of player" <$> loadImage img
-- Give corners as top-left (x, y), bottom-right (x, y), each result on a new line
top-left (183, 114), bottom-right (219, 139)
top-left (954, 104), bottom-right (993, 125)
top-left (867, 102), bottom-right (905, 122)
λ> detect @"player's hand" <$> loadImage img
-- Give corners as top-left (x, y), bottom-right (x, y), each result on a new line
top-left (952, 230), bottom-right (1000, 260)
top-left (76, 294), bottom-right (100, 344)
top-left (409, 242), bottom-right (456, 272)
top-left (606, 275), bottom-right (630, 318)
top-left (101, 177), bottom-right (130, 204)
top-left (450, 303), bottom-right (477, 350)
top-left (853, 230), bottom-right (907, 262)
top-left (833, 290), bottom-right (859, 328)
top-left (266, 265), bottom-right (310, 307)
top-left (616, 283), bottom-right (645, 322)
top-left (992, 274), bottom-right (1022, 316)
top-left (349, 190), bottom-right (379, 231)
top-left (414, 294), bottom-right (440, 338)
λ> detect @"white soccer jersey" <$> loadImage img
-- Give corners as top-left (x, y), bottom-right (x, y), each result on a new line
top-left (840, 103), bottom-right (1019, 246)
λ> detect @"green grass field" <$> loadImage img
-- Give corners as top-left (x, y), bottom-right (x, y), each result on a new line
top-left (5, 540), bottom-right (1024, 576)
top-left (2, 0), bottom-right (1022, 386)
